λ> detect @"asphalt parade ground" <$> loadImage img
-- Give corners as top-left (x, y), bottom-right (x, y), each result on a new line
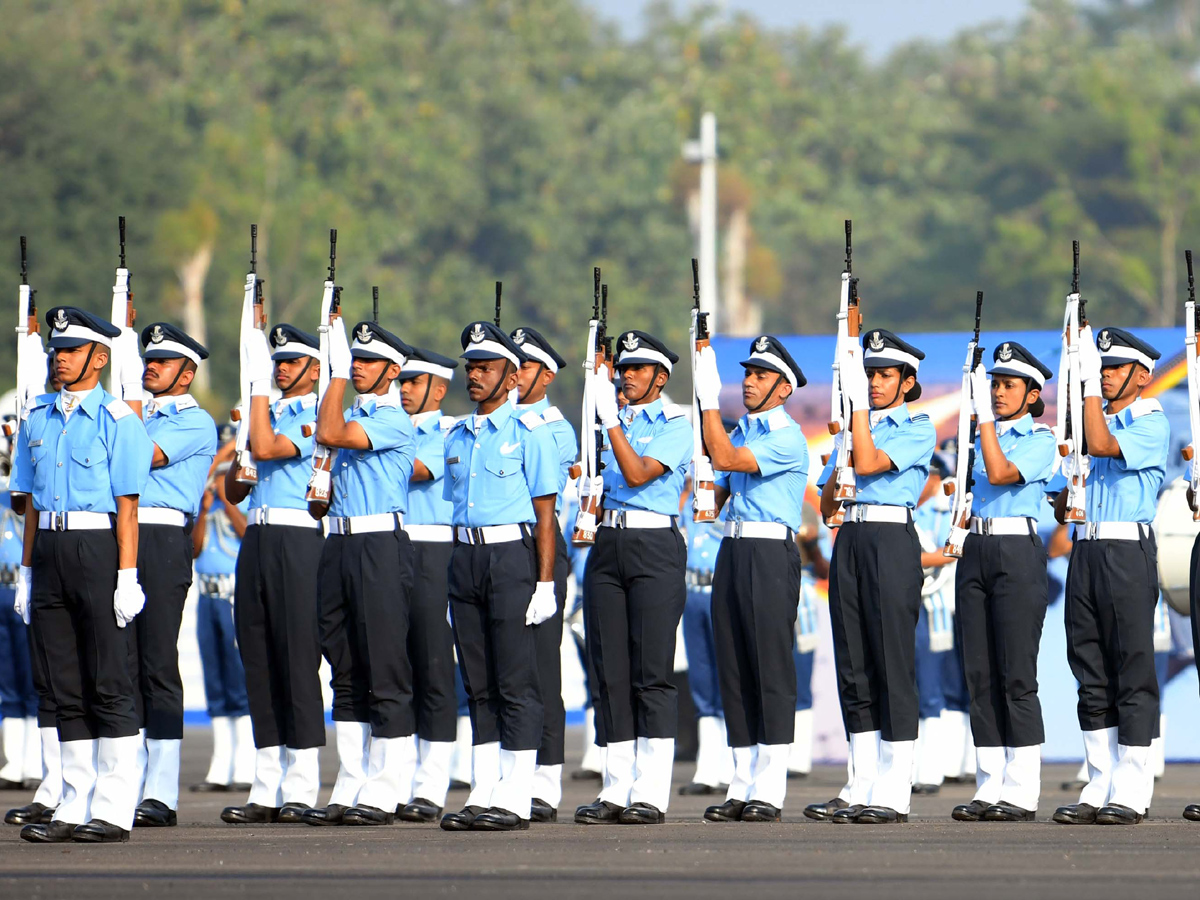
top-left (2, 727), bottom-right (1199, 898)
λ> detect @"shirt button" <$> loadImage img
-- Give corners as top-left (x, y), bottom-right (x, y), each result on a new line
top-left (54, 496), bottom-right (59, 501)
top-left (471, 473), bottom-right (476, 478)
top-left (469, 502), bottom-right (475, 508)
top-left (475, 443), bottom-right (480, 449)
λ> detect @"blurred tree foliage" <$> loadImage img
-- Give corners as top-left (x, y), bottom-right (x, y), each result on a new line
top-left (1, 0), bottom-right (1198, 414)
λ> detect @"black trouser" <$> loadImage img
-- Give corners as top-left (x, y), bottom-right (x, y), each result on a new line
top-left (584, 525), bottom-right (687, 743)
top-left (235, 523), bottom-right (326, 750)
top-left (712, 536), bottom-right (801, 747)
top-left (29, 528), bottom-right (138, 741)
top-left (532, 529), bottom-right (570, 766)
top-left (828, 519), bottom-right (923, 743)
top-left (28, 617), bottom-right (56, 729)
top-left (955, 531), bottom-right (1048, 748)
top-left (408, 539), bottom-right (457, 743)
top-left (318, 528), bottom-right (416, 739)
top-left (131, 522), bottom-right (194, 740)
top-left (449, 534), bottom-right (543, 751)
top-left (1191, 534), bottom-right (1200, 708)
top-left (1065, 535), bottom-right (1159, 746)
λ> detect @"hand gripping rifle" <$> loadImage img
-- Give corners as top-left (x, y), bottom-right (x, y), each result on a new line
top-left (108, 216), bottom-right (137, 397)
top-left (1055, 241), bottom-right (1088, 524)
top-left (1182, 250), bottom-right (1200, 518)
top-left (305, 229), bottom-right (342, 503)
top-left (6, 236), bottom-right (46, 439)
top-left (572, 267), bottom-right (606, 544)
top-left (943, 291), bottom-right (985, 557)
top-left (230, 225), bottom-right (266, 483)
top-left (690, 258), bottom-right (717, 521)
top-left (826, 220), bottom-right (861, 527)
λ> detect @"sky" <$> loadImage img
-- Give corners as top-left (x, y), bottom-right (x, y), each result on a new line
top-left (586, 0), bottom-right (1036, 56)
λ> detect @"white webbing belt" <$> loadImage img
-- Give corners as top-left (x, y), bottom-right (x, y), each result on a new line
top-left (969, 516), bottom-right (1034, 537)
top-left (138, 507), bottom-right (188, 528)
top-left (1077, 522), bottom-right (1150, 542)
top-left (327, 513), bottom-right (403, 535)
top-left (403, 524), bottom-right (454, 543)
top-left (37, 511), bottom-right (112, 531)
top-left (454, 524), bottom-right (528, 545)
top-left (722, 520), bottom-right (792, 540)
top-left (248, 507), bottom-right (322, 529)
top-left (842, 504), bottom-right (910, 525)
top-left (600, 509), bottom-right (674, 529)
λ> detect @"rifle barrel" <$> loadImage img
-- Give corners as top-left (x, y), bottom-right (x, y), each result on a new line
top-left (1187, 250), bottom-right (1194, 301)
top-left (118, 216), bottom-right (127, 268)
top-left (1072, 240), bottom-right (1080, 294)
top-left (845, 219), bottom-right (853, 274)
top-left (250, 224), bottom-right (258, 273)
top-left (372, 286), bottom-right (380, 323)
top-left (973, 290), bottom-right (983, 339)
top-left (494, 281), bottom-right (502, 327)
top-left (593, 267), bottom-right (601, 319)
top-left (20, 236), bottom-right (27, 284)
top-left (691, 257), bottom-right (700, 308)
top-left (328, 229), bottom-right (338, 281)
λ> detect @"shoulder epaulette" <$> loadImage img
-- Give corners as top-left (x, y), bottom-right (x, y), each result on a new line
top-left (1031, 423), bottom-right (1053, 433)
top-left (663, 404), bottom-right (688, 420)
top-left (1128, 398), bottom-right (1163, 419)
top-left (297, 393), bottom-right (318, 410)
top-left (519, 410), bottom-right (546, 430)
top-left (766, 409), bottom-right (792, 432)
top-left (438, 415), bottom-right (457, 433)
top-left (174, 395), bottom-right (200, 412)
top-left (104, 398), bottom-right (135, 421)
top-left (541, 406), bottom-right (564, 423)
top-left (911, 412), bottom-right (931, 423)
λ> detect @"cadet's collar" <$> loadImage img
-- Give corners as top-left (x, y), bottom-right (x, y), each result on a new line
top-left (353, 391), bottom-right (400, 413)
top-left (624, 397), bottom-right (663, 424)
top-left (275, 393), bottom-right (318, 416)
top-left (56, 385), bottom-right (104, 418)
top-left (146, 394), bottom-right (195, 417)
top-left (516, 397), bottom-right (550, 414)
top-left (870, 402), bottom-right (910, 427)
top-left (411, 409), bottom-right (442, 430)
top-left (996, 413), bottom-right (1032, 436)
top-left (469, 400), bottom-right (515, 433)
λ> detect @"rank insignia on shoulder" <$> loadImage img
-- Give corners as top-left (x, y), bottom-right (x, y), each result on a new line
top-left (519, 410), bottom-right (545, 430)
top-left (104, 398), bottom-right (135, 420)
top-left (541, 406), bottom-right (564, 423)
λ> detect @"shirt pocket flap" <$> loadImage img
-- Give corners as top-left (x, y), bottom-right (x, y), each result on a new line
top-left (484, 457), bottom-right (519, 478)
top-left (71, 444), bottom-right (104, 468)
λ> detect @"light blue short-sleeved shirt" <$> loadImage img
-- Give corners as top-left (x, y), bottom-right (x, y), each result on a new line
top-left (971, 415), bottom-right (1057, 520)
top-left (685, 521), bottom-right (724, 577)
top-left (817, 403), bottom-right (935, 509)
top-left (0, 496), bottom-right (24, 568)
top-left (407, 410), bottom-right (455, 526)
top-left (517, 398), bottom-right (578, 513)
top-left (329, 393), bottom-right (416, 518)
top-left (443, 401), bottom-right (559, 527)
top-left (714, 407), bottom-right (809, 531)
top-left (601, 399), bottom-right (694, 517)
top-left (194, 498), bottom-right (249, 577)
top-left (249, 394), bottom-right (318, 512)
top-left (142, 395), bottom-right (218, 516)
top-left (12, 386), bottom-right (153, 512)
top-left (1087, 398), bottom-right (1169, 524)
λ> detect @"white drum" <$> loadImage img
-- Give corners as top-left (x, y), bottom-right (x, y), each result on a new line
top-left (1154, 477), bottom-right (1197, 616)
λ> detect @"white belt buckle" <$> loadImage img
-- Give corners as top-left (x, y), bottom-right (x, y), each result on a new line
top-left (51, 512), bottom-right (66, 532)
top-left (612, 510), bottom-right (626, 529)
top-left (1085, 522), bottom-right (1099, 541)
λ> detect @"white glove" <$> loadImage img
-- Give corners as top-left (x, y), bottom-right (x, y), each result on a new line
top-left (970, 364), bottom-right (994, 425)
top-left (113, 568), bottom-right (146, 628)
top-left (14, 566), bottom-right (31, 626)
top-left (840, 347), bottom-right (869, 412)
top-left (693, 346), bottom-right (722, 412)
top-left (115, 330), bottom-right (144, 401)
top-left (1077, 326), bottom-right (1102, 397)
top-left (525, 581), bottom-right (558, 626)
top-left (327, 317), bottom-right (352, 380)
top-left (247, 329), bottom-right (274, 397)
top-left (592, 365), bottom-right (620, 430)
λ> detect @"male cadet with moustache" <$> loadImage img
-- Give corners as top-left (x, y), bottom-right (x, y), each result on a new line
top-left (305, 318), bottom-right (417, 827)
top-left (439, 321), bottom-right (559, 833)
top-left (125, 323), bottom-right (217, 828)
top-left (691, 335), bottom-right (809, 824)
top-left (1052, 327), bottom-right (1167, 827)
top-left (574, 331), bottom-right (693, 827)
top-left (511, 326), bottom-right (578, 823)
top-left (811, 329), bottom-right (935, 826)
top-left (386, 345), bottom-right (460, 824)
top-left (15, 307), bottom-right (153, 843)
top-left (950, 342), bottom-right (1055, 823)
top-left (221, 324), bottom-right (325, 825)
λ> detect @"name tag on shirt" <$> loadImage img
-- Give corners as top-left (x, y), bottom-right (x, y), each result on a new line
top-left (27, 440), bottom-right (42, 448)
top-left (447, 456), bottom-right (460, 465)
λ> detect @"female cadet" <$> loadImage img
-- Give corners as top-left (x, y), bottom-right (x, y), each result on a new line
top-left (812, 329), bottom-right (935, 826)
top-left (949, 342), bottom-right (1055, 823)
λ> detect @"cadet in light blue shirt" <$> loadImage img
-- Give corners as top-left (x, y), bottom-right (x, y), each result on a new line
top-left (577, 329), bottom-right (690, 825)
top-left (1053, 326), bottom-right (1167, 825)
top-left (813, 329), bottom-right (935, 824)
top-left (952, 342), bottom-right (1057, 822)
top-left (308, 318), bottom-right (420, 826)
top-left (219, 323), bottom-right (326, 826)
top-left (692, 334), bottom-right (809, 820)
top-left (440, 322), bottom-right (560, 833)
top-left (130, 323), bottom-right (218, 825)
top-left (511, 325), bottom-right (579, 819)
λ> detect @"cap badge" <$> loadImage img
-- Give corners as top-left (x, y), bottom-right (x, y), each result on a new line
top-left (53, 309), bottom-right (69, 332)
top-left (150, 325), bottom-right (165, 344)
top-left (512, 328), bottom-right (526, 345)
top-left (998, 343), bottom-right (1013, 362)
top-left (622, 333), bottom-right (639, 352)
top-left (867, 332), bottom-right (884, 352)
top-left (274, 326), bottom-right (287, 346)
top-left (754, 336), bottom-right (770, 353)
top-left (469, 323), bottom-right (486, 344)
top-left (1097, 330), bottom-right (1112, 351)
top-left (356, 324), bottom-right (372, 343)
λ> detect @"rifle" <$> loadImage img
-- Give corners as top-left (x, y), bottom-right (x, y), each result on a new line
top-left (6, 236), bottom-right (46, 439)
top-left (372, 286), bottom-right (380, 324)
top-left (943, 291), bottom-right (986, 557)
top-left (1055, 240), bottom-right (1088, 524)
top-left (690, 258), bottom-right (717, 522)
top-left (1183, 250), bottom-right (1200, 519)
top-left (108, 215), bottom-right (137, 397)
top-left (231, 224), bottom-right (266, 484)
top-left (305, 229), bottom-right (342, 503)
top-left (826, 219), bottom-right (861, 526)
top-left (494, 281), bottom-right (503, 327)
top-left (571, 267), bottom-right (606, 544)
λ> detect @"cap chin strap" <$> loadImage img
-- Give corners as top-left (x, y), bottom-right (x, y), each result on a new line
top-left (481, 361), bottom-right (515, 406)
top-left (997, 378), bottom-right (1034, 422)
top-left (518, 363), bottom-right (546, 404)
top-left (277, 357), bottom-right (315, 395)
top-left (746, 373), bottom-right (784, 413)
top-left (154, 358), bottom-right (190, 397)
top-left (626, 364), bottom-right (663, 405)
top-left (1112, 364), bottom-right (1140, 405)
top-left (411, 373), bottom-right (435, 414)
top-left (64, 342), bottom-right (99, 390)
top-left (361, 360), bottom-right (391, 397)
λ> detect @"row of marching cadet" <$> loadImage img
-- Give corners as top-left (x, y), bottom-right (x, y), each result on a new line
top-left (0, 217), bottom-right (1198, 841)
